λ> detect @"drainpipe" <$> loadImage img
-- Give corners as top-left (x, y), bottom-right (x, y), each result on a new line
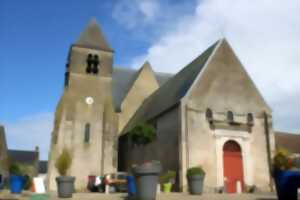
top-left (263, 112), bottom-right (274, 192)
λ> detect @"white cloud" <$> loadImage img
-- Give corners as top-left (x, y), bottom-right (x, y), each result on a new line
top-left (112, 0), bottom-right (160, 29)
top-left (4, 112), bottom-right (53, 160)
top-left (131, 0), bottom-right (300, 132)
top-left (138, 0), bottom-right (159, 21)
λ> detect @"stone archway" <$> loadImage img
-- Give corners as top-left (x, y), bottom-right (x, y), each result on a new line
top-left (223, 140), bottom-right (244, 193)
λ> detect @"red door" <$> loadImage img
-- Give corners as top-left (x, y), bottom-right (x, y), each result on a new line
top-left (223, 140), bottom-right (244, 193)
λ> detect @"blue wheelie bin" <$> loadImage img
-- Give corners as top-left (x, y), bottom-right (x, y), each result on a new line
top-left (127, 175), bottom-right (136, 196)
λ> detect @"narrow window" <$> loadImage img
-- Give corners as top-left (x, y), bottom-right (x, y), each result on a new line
top-left (64, 72), bottom-right (69, 87)
top-left (247, 113), bottom-right (254, 126)
top-left (84, 123), bottom-right (90, 143)
top-left (227, 111), bottom-right (234, 123)
top-left (206, 108), bottom-right (213, 123)
top-left (92, 55), bottom-right (99, 74)
top-left (86, 54), bottom-right (93, 74)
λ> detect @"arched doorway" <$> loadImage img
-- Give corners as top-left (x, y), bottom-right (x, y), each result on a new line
top-left (223, 140), bottom-right (244, 193)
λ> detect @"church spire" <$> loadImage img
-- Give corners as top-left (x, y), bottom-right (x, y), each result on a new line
top-left (75, 19), bottom-right (113, 52)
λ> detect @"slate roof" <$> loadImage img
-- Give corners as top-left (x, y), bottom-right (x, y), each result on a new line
top-left (38, 161), bottom-right (48, 174)
top-left (122, 40), bottom-right (220, 133)
top-left (112, 66), bottom-right (172, 112)
top-left (8, 150), bottom-right (39, 165)
top-left (74, 19), bottom-right (113, 52)
top-left (275, 131), bottom-right (300, 153)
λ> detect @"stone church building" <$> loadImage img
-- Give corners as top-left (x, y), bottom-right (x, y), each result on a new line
top-left (47, 20), bottom-right (277, 193)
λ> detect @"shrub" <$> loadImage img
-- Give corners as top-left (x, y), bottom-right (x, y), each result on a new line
top-left (160, 170), bottom-right (176, 184)
top-left (187, 166), bottom-right (205, 177)
top-left (129, 122), bottom-right (156, 146)
top-left (55, 148), bottom-right (72, 176)
top-left (9, 163), bottom-right (23, 176)
top-left (273, 152), bottom-right (292, 170)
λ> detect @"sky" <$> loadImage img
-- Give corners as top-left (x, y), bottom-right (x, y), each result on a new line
top-left (0, 0), bottom-right (299, 160)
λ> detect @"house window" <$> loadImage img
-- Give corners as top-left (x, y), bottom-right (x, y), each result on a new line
top-left (84, 123), bottom-right (91, 143)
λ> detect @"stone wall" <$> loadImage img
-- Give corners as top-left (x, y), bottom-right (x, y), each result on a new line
top-left (0, 126), bottom-right (9, 179)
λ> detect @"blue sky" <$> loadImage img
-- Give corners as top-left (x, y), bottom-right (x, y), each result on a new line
top-left (1, 0), bottom-right (300, 159)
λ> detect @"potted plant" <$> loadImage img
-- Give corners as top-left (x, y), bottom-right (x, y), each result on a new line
top-left (160, 170), bottom-right (176, 193)
top-left (9, 163), bottom-right (26, 194)
top-left (132, 161), bottom-right (161, 200)
top-left (186, 166), bottom-right (205, 195)
top-left (55, 148), bottom-right (75, 198)
top-left (273, 150), bottom-right (300, 200)
top-left (129, 122), bottom-right (156, 146)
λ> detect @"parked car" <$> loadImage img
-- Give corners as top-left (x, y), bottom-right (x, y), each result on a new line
top-left (104, 172), bottom-right (128, 193)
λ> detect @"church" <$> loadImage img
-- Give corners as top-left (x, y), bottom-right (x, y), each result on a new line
top-left (47, 20), bottom-right (278, 193)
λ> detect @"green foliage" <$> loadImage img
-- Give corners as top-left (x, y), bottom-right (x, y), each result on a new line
top-left (129, 122), bottom-right (156, 146)
top-left (187, 166), bottom-right (205, 177)
top-left (9, 163), bottom-right (23, 176)
top-left (273, 151), bottom-right (294, 170)
top-left (9, 163), bottom-right (30, 176)
top-left (23, 175), bottom-right (32, 190)
top-left (55, 148), bottom-right (72, 176)
top-left (160, 170), bottom-right (176, 184)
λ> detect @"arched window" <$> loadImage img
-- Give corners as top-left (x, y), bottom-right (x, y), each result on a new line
top-left (227, 111), bottom-right (234, 123)
top-left (206, 108), bottom-right (213, 123)
top-left (86, 54), bottom-right (93, 74)
top-left (84, 123), bottom-right (90, 143)
top-left (247, 113), bottom-right (254, 126)
top-left (92, 55), bottom-right (99, 74)
top-left (86, 54), bottom-right (99, 75)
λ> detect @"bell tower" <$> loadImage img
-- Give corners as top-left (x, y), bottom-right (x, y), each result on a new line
top-left (65, 19), bottom-right (113, 87)
top-left (48, 19), bottom-right (118, 191)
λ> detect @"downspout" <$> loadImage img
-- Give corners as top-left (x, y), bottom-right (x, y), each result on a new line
top-left (263, 112), bottom-right (274, 192)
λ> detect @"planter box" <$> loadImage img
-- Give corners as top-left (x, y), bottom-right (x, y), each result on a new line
top-left (274, 170), bottom-right (300, 200)
top-left (187, 175), bottom-right (205, 195)
top-left (133, 161), bottom-right (161, 200)
top-left (56, 176), bottom-right (75, 198)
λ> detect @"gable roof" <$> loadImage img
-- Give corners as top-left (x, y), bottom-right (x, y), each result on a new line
top-left (112, 67), bottom-right (172, 112)
top-left (74, 19), bottom-right (113, 52)
top-left (275, 131), bottom-right (300, 153)
top-left (8, 150), bottom-right (39, 165)
top-left (122, 40), bottom-right (220, 133)
top-left (184, 38), bottom-right (271, 113)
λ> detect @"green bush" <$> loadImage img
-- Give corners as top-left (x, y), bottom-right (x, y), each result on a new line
top-left (160, 170), bottom-right (176, 184)
top-left (273, 152), bottom-right (290, 170)
top-left (55, 148), bottom-right (72, 176)
top-left (129, 122), bottom-right (156, 146)
top-left (9, 163), bottom-right (23, 176)
top-left (187, 166), bottom-right (205, 177)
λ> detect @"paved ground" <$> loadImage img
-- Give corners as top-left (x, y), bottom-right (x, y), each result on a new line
top-left (0, 191), bottom-right (278, 200)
